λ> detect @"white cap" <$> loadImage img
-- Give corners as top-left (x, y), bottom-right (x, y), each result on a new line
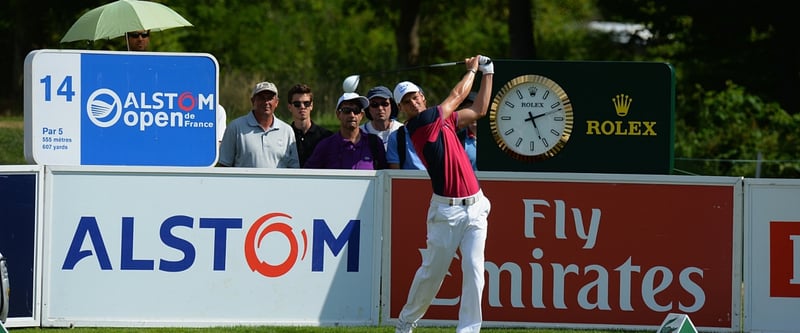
top-left (393, 81), bottom-right (421, 103)
top-left (251, 81), bottom-right (278, 97)
top-left (336, 92), bottom-right (369, 110)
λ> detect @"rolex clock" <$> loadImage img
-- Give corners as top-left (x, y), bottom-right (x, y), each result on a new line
top-left (489, 74), bottom-right (574, 161)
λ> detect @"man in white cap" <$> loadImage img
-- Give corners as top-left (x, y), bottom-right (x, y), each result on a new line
top-left (304, 92), bottom-right (387, 170)
top-left (217, 81), bottom-right (299, 168)
top-left (393, 55), bottom-right (494, 333)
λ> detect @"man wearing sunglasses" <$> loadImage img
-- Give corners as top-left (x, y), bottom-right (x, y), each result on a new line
top-left (304, 92), bottom-right (387, 170)
top-left (393, 55), bottom-right (493, 333)
top-left (125, 30), bottom-right (150, 51)
top-left (360, 86), bottom-right (403, 150)
top-left (287, 84), bottom-right (333, 167)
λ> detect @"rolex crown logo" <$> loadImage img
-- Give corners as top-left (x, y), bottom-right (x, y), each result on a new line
top-left (612, 94), bottom-right (632, 117)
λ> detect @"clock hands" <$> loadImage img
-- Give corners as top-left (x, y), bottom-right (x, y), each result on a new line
top-left (524, 111), bottom-right (543, 139)
top-left (530, 108), bottom-right (562, 120)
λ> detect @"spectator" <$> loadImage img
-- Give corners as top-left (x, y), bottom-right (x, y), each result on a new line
top-left (305, 92), bottom-right (387, 170)
top-left (216, 104), bottom-right (227, 148)
top-left (457, 92), bottom-right (479, 170)
top-left (287, 84), bottom-right (333, 167)
top-left (386, 126), bottom-right (425, 170)
top-left (360, 86), bottom-right (403, 150)
top-left (126, 30), bottom-right (150, 51)
top-left (217, 81), bottom-right (299, 168)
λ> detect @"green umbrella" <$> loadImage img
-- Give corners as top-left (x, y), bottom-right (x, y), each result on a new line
top-left (60, 0), bottom-right (193, 43)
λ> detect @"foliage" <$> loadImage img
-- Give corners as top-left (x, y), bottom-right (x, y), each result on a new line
top-left (675, 82), bottom-right (800, 177)
top-left (0, 125), bottom-right (25, 165)
top-left (0, 0), bottom-right (797, 176)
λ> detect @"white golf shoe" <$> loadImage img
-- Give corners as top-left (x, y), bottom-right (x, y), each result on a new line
top-left (395, 320), bottom-right (417, 333)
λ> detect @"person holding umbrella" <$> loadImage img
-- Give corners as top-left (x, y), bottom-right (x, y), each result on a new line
top-left (126, 30), bottom-right (150, 51)
top-left (60, 0), bottom-right (193, 46)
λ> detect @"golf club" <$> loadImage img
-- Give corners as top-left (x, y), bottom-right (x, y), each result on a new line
top-left (342, 59), bottom-right (493, 93)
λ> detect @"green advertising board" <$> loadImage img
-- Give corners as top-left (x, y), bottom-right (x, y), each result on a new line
top-left (476, 60), bottom-right (674, 174)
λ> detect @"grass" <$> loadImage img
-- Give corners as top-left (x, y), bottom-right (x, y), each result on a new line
top-left (10, 327), bottom-right (647, 333)
top-left (0, 113), bottom-right (339, 166)
top-left (0, 115), bottom-right (25, 165)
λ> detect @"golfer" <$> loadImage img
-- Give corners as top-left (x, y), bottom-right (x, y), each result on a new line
top-left (393, 55), bottom-right (494, 333)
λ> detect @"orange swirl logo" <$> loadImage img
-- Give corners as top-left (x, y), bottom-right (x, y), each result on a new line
top-left (244, 212), bottom-right (308, 278)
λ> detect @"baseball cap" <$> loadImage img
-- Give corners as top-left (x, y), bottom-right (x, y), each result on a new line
top-left (251, 81), bottom-right (278, 98)
top-left (458, 92), bottom-right (478, 109)
top-left (336, 92), bottom-right (369, 110)
top-left (393, 81), bottom-right (421, 103)
top-left (365, 86), bottom-right (398, 120)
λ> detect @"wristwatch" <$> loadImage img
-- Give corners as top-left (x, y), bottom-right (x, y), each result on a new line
top-left (489, 74), bottom-right (574, 161)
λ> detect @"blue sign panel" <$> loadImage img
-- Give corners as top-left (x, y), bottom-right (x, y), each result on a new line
top-left (0, 173), bottom-right (36, 319)
top-left (24, 50), bottom-right (219, 166)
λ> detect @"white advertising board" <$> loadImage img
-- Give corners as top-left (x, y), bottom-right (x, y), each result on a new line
top-left (744, 178), bottom-right (800, 333)
top-left (41, 166), bottom-right (381, 327)
top-left (24, 49), bottom-right (219, 166)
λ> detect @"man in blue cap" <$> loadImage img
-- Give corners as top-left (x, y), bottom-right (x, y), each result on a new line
top-left (360, 85), bottom-right (403, 150)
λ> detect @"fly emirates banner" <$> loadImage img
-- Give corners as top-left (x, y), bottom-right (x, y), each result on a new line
top-left (388, 173), bottom-right (741, 331)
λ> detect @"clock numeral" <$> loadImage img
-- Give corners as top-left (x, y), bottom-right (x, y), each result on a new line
top-left (500, 115), bottom-right (512, 121)
top-left (504, 128), bottom-right (515, 136)
top-left (518, 89), bottom-right (526, 99)
top-left (549, 129), bottom-right (560, 136)
top-left (554, 116), bottom-right (564, 121)
top-left (542, 90), bottom-right (550, 100)
top-left (514, 137), bottom-right (523, 147)
top-left (541, 137), bottom-right (550, 148)
top-left (504, 100), bottom-right (515, 109)
top-left (529, 141), bottom-right (535, 151)
top-left (550, 101), bottom-right (561, 109)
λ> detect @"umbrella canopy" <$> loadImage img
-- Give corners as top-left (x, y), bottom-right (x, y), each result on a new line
top-left (61, 0), bottom-right (193, 43)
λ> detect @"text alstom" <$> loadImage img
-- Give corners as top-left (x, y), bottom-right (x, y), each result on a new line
top-left (60, 214), bottom-right (360, 276)
top-left (120, 91), bottom-right (215, 131)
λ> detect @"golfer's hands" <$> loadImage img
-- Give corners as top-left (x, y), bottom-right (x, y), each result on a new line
top-left (478, 55), bottom-right (494, 74)
top-left (465, 56), bottom-right (480, 74)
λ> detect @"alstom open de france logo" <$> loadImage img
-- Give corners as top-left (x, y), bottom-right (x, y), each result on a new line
top-left (86, 88), bottom-right (215, 131)
top-left (87, 88), bottom-right (122, 128)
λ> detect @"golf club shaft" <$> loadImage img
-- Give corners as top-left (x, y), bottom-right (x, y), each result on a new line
top-left (427, 61), bottom-right (465, 68)
top-left (395, 61), bottom-right (465, 72)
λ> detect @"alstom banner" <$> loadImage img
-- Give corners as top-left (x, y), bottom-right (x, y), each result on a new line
top-left (42, 166), bottom-right (381, 327)
top-left (24, 49), bottom-right (219, 166)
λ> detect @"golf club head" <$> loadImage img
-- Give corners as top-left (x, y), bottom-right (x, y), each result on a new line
top-left (343, 75), bottom-right (360, 93)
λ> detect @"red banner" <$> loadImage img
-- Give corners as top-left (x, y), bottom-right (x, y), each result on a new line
top-left (390, 177), bottom-right (735, 328)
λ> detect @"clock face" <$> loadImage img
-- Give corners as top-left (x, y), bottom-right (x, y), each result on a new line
top-left (489, 74), bottom-right (573, 161)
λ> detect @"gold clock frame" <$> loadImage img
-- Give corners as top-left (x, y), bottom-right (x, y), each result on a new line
top-left (489, 74), bottom-right (574, 162)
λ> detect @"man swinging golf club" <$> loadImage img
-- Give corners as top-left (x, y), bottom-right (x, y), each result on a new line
top-left (393, 54), bottom-right (494, 333)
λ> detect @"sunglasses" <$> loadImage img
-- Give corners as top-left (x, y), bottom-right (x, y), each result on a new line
top-left (128, 32), bottom-right (150, 38)
top-left (338, 107), bottom-right (363, 115)
top-left (291, 101), bottom-right (312, 108)
top-left (370, 101), bottom-right (390, 108)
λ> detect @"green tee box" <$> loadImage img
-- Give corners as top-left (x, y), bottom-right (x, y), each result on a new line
top-left (476, 60), bottom-right (675, 174)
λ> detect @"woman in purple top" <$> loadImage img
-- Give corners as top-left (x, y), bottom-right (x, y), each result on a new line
top-left (304, 92), bottom-right (387, 170)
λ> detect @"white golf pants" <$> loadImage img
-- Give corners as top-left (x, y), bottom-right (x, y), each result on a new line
top-left (398, 190), bottom-right (490, 333)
